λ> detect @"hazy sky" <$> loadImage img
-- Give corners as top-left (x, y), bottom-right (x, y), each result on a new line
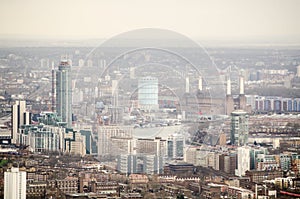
top-left (0, 0), bottom-right (299, 42)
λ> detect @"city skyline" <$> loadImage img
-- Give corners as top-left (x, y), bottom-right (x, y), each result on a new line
top-left (1, 1), bottom-right (300, 197)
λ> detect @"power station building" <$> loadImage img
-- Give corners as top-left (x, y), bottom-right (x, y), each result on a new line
top-left (226, 76), bottom-right (249, 115)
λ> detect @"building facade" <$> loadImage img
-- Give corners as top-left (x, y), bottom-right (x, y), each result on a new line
top-left (12, 100), bottom-right (31, 144)
top-left (18, 112), bottom-right (66, 153)
top-left (230, 110), bottom-right (249, 146)
top-left (4, 167), bottom-right (26, 199)
top-left (56, 59), bottom-right (72, 127)
top-left (167, 133), bottom-right (185, 159)
top-left (97, 126), bottom-right (133, 160)
top-left (236, 146), bottom-right (250, 177)
top-left (117, 154), bottom-right (164, 175)
top-left (138, 76), bottom-right (159, 111)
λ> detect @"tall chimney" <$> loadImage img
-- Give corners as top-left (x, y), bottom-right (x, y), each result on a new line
top-left (239, 76), bottom-right (244, 95)
top-left (198, 76), bottom-right (203, 91)
top-left (185, 77), bottom-right (190, 93)
top-left (226, 77), bottom-right (231, 96)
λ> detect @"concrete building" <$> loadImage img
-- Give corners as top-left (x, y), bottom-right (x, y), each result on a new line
top-left (236, 146), bottom-right (250, 177)
top-left (110, 137), bottom-right (134, 156)
top-left (117, 154), bottom-right (137, 174)
top-left (167, 133), bottom-right (185, 159)
top-left (12, 100), bottom-right (31, 144)
top-left (79, 130), bottom-right (93, 155)
top-left (144, 154), bottom-right (164, 174)
top-left (136, 137), bottom-right (166, 157)
top-left (4, 167), bottom-right (26, 199)
top-left (64, 129), bottom-right (86, 156)
top-left (117, 154), bottom-right (164, 175)
top-left (230, 110), bottom-right (249, 146)
top-left (198, 150), bottom-right (209, 168)
top-left (97, 126), bottom-right (133, 160)
top-left (184, 146), bottom-right (200, 166)
top-left (207, 151), bottom-right (220, 170)
top-left (280, 153), bottom-right (292, 171)
top-left (56, 59), bottom-right (72, 127)
top-left (223, 154), bottom-right (237, 175)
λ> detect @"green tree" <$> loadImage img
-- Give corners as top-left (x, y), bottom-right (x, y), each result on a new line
top-left (177, 194), bottom-right (184, 199)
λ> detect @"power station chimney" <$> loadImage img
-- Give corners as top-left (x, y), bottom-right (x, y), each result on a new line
top-left (185, 77), bottom-right (190, 93)
top-left (239, 76), bottom-right (245, 95)
top-left (226, 77), bottom-right (231, 96)
top-left (198, 76), bottom-right (203, 91)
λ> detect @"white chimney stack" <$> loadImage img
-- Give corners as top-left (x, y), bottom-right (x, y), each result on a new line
top-left (185, 77), bottom-right (190, 93)
top-left (239, 76), bottom-right (244, 95)
top-left (198, 76), bottom-right (203, 91)
top-left (227, 78), bottom-right (231, 95)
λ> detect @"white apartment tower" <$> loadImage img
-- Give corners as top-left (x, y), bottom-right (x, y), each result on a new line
top-left (236, 146), bottom-right (251, 177)
top-left (11, 100), bottom-right (30, 144)
top-left (4, 167), bottom-right (26, 199)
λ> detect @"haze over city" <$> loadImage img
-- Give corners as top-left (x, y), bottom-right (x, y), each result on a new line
top-left (0, 0), bottom-right (300, 45)
top-left (1, 1), bottom-right (300, 199)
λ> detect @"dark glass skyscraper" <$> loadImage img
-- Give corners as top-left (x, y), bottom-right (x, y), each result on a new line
top-left (56, 60), bottom-right (72, 127)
